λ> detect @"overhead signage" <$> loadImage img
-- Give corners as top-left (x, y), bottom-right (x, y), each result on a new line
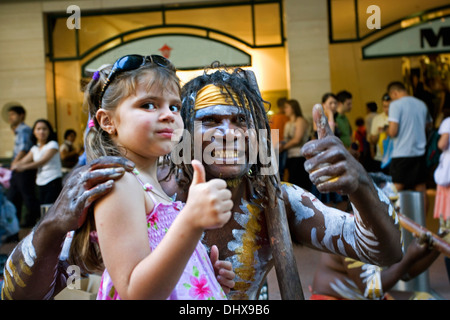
top-left (362, 16), bottom-right (450, 58)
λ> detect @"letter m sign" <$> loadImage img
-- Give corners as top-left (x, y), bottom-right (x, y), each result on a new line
top-left (420, 26), bottom-right (450, 48)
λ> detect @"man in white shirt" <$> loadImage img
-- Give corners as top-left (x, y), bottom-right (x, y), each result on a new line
top-left (387, 81), bottom-right (432, 201)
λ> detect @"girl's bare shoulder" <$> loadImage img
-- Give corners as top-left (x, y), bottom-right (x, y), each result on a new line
top-left (94, 171), bottom-right (144, 216)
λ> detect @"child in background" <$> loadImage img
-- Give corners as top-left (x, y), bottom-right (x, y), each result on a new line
top-left (69, 54), bottom-right (234, 300)
top-left (353, 117), bottom-right (373, 171)
top-left (60, 129), bottom-right (81, 177)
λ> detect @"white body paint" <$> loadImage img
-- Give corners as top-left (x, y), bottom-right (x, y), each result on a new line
top-left (21, 231), bottom-right (37, 267)
top-left (285, 184), bottom-right (388, 264)
top-left (225, 198), bottom-right (266, 300)
top-left (329, 260), bottom-right (384, 300)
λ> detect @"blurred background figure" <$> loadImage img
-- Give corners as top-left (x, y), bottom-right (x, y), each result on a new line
top-left (280, 99), bottom-right (311, 191)
top-left (312, 92), bottom-right (338, 137)
top-left (11, 119), bottom-right (62, 207)
top-left (433, 109), bottom-right (450, 283)
top-left (6, 105), bottom-right (40, 230)
top-left (270, 97), bottom-right (289, 180)
top-left (369, 93), bottom-right (391, 174)
top-left (60, 128), bottom-right (81, 179)
top-left (387, 81), bottom-right (432, 211)
top-left (335, 90), bottom-right (353, 149)
top-left (353, 117), bottom-right (372, 171)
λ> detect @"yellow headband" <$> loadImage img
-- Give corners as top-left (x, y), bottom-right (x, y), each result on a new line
top-left (194, 84), bottom-right (247, 110)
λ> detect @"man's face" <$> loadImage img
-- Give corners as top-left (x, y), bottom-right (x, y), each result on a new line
top-left (193, 105), bottom-right (253, 180)
top-left (388, 89), bottom-right (400, 101)
top-left (343, 98), bottom-right (352, 112)
top-left (8, 111), bottom-right (23, 128)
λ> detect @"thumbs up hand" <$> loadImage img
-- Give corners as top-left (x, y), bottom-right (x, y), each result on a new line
top-left (301, 104), bottom-right (362, 195)
top-left (190, 158), bottom-right (207, 186)
top-left (314, 103), bottom-right (334, 140)
top-left (183, 159), bottom-right (233, 230)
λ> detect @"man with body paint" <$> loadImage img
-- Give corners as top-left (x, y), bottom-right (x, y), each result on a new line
top-left (1, 67), bottom-right (403, 300)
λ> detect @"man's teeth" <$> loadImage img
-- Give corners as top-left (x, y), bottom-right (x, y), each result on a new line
top-left (212, 150), bottom-right (238, 158)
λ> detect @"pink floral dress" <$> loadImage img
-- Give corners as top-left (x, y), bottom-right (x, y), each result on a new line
top-left (97, 170), bottom-right (227, 300)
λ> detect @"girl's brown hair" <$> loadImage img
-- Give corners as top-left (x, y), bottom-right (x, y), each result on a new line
top-left (68, 58), bottom-right (180, 273)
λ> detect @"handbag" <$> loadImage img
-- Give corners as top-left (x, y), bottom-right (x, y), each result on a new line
top-left (381, 136), bottom-right (393, 169)
top-left (434, 149), bottom-right (450, 186)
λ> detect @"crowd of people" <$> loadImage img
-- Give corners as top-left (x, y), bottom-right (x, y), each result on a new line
top-left (3, 105), bottom-right (82, 232)
top-left (0, 54), bottom-right (448, 301)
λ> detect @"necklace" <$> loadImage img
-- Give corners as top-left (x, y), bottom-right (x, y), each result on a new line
top-left (132, 168), bottom-right (175, 202)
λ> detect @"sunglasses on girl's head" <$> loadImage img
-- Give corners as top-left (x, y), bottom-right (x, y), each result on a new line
top-left (98, 54), bottom-right (173, 108)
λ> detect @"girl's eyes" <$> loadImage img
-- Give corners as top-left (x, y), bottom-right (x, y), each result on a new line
top-left (169, 105), bottom-right (181, 112)
top-left (141, 103), bottom-right (181, 112)
top-left (142, 103), bottom-right (156, 110)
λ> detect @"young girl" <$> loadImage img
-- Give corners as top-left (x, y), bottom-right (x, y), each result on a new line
top-left (11, 119), bottom-right (63, 205)
top-left (70, 55), bottom-right (233, 300)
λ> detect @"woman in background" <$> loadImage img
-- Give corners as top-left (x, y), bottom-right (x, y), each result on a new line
top-left (11, 119), bottom-right (62, 205)
top-left (280, 99), bottom-right (311, 191)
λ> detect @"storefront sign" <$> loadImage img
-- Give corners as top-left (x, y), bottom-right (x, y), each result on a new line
top-left (83, 34), bottom-right (251, 75)
top-left (362, 16), bottom-right (450, 58)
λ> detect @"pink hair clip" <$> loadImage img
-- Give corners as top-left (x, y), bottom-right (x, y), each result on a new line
top-left (88, 119), bottom-right (95, 128)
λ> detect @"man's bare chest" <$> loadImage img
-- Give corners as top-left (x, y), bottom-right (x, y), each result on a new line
top-left (203, 197), bottom-right (273, 299)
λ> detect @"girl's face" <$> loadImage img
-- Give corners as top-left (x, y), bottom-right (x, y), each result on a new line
top-left (324, 96), bottom-right (337, 112)
top-left (106, 75), bottom-right (183, 164)
top-left (284, 103), bottom-right (293, 117)
top-left (34, 122), bottom-right (50, 144)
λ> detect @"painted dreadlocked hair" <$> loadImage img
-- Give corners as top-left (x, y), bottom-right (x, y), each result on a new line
top-left (168, 63), bottom-right (281, 207)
